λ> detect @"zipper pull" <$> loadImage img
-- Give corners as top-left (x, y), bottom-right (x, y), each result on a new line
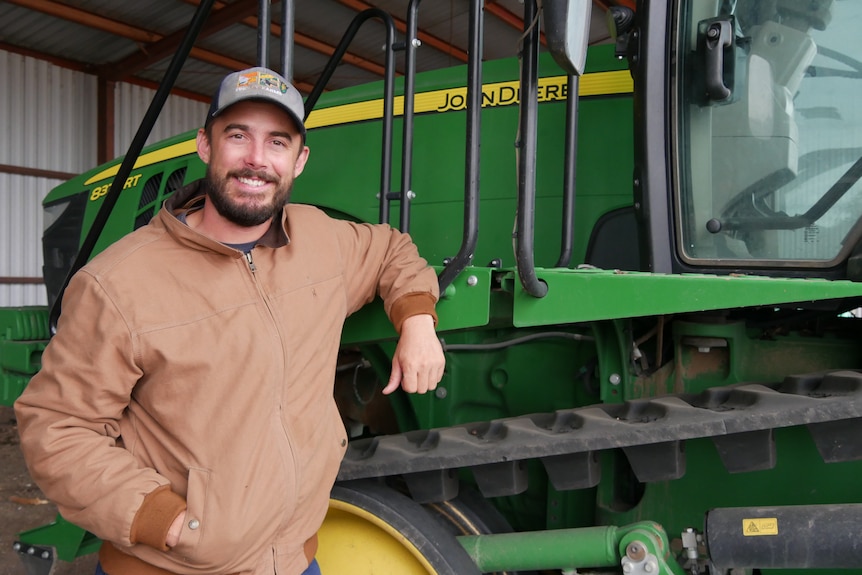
top-left (245, 251), bottom-right (257, 273)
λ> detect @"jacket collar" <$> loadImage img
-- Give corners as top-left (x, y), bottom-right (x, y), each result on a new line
top-left (160, 180), bottom-right (291, 251)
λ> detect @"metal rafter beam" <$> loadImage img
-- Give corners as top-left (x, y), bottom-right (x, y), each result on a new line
top-left (0, 39), bottom-right (91, 73)
top-left (485, 1), bottom-right (546, 45)
top-left (182, 0), bottom-right (388, 78)
top-left (334, 0), bottom-right (469, 62)
top-left (97, 0), bottom-right (263, 80)
top-left (6, 0), bottom-right (250, 77)
top-left (5, 0), bottom-right (161, 43)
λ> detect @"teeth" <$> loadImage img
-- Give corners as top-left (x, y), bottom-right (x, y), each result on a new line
top-left (237, 177), bottom-right (267, 187)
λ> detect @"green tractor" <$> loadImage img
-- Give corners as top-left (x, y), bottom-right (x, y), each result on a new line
top-left (5, 0), bottom-right (862, 573)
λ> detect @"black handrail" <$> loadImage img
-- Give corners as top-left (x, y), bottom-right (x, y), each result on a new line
top-left (437, 0), bottom-right (484, 293)
top-left (397, 0), bottom-right (423, 234)
top-left (48, 0), bottom-right (217, 333)
top-left (302, 9), bottom-right (397, 226)
top-left (280, 0), bottom-right (295, 80)
top-left (257, 0), bottom-right (271, 68)
top-left (556, 74), bottom-right (579, 268)
top-left (515, 0), bottom-right (548, 298)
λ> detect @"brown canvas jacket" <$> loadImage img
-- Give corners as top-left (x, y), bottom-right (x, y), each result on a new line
top-left (14, 181), bottom-right (438, 575)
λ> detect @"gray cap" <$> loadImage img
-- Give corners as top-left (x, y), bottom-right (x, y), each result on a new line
top-left (206, 67), bottom-right (306, 141)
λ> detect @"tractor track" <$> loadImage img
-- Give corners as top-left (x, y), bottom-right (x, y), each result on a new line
top-left (337, 370), bottom-right (862, 501)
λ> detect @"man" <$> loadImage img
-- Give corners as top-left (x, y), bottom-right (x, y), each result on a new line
top-left (15, 67), bottom-right (445, 575)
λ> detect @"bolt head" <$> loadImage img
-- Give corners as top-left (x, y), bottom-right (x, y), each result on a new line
top-left (626, 542), bottom-right (646, 561)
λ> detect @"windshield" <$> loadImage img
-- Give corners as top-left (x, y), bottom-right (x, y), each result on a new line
top-left (676, 0), bottom-right (862, 267)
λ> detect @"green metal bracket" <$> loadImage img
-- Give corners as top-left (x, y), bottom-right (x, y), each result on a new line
top-left (591, 320), bottom-right (631, 404)
top-left (457, 520), bottom-right (685, 573)
top-left (512, 268), bottom-right (862, 327)
top-left (17, 514), bottom-right (101, 562)
top-left (617, 522), bottom-right (687, 575)
top-left (341, 266), bottom-right (492, 345)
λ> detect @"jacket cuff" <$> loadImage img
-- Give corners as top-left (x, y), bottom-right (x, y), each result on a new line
top-left (390, 292), bottom-right (438, 334)
top-left (130, 485), bottom-right (187, 550)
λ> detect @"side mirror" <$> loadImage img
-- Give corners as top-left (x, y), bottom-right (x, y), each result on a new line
top-left (543, 0), bottom-right (592, 76)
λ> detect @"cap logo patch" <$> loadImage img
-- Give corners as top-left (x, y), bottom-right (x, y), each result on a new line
top-left (235, 71), bottom-right (288, 96)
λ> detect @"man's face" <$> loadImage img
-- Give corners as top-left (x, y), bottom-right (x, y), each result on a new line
top-left (196, 100), bottom-right (309, 227)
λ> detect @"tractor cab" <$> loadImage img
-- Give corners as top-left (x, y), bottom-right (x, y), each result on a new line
top-left (628, 0), bottom-right (862, 278)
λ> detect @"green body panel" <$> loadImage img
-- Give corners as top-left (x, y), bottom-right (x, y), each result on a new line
top-left (295, 47), bottom-right (632, 268)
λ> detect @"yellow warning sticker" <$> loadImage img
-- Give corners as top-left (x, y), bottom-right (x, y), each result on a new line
top-left (743, 518), bottom-right (778, 536)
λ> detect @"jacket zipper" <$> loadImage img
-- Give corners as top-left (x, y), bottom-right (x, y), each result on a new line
top-left (243, 249), bottom-right (301, 541)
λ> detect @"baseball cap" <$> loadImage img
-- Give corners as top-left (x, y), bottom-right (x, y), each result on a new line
top-left (205, 67), bottom-right (306, 141)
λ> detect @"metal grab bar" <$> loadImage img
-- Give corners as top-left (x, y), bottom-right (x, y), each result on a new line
top-left (515, 0), bottom-right (548, 298)
top-left (437, 0), bottom-right (484, 293)
top-left (556, 75), bottom-right (579, 268)
top-left (302, 9), bottom-right (398, 226)
top-left (396, 0), bottom-right (423, 233)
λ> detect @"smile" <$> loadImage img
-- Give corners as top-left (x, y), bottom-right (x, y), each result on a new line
top-left (236, 177), bottom-right (270, 187)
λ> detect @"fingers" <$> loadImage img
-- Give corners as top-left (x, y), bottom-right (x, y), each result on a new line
top-left (382, 359), bottom-right (402, 395)
top-left (386, 353), bottom-right (444, 395)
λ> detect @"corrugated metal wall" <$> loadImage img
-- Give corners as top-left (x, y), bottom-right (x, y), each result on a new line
top-left (0, 49), bottom-right (208, 307)
top-left (0, 50), bottom-right (96, 308)
top-left (114, 82), bottom-right (208, 155)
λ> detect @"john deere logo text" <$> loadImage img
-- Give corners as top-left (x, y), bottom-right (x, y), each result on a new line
top-left (436, 79), bottom-right (569, 112)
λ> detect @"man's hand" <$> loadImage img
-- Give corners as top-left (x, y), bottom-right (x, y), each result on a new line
top-left (383, 314), bottom-right (445, 395)
top-left (166, 510), bottom-right (186, 548)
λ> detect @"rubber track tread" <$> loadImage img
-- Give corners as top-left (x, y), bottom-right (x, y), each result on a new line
top-left (338, 370), bottom-right (862, 484)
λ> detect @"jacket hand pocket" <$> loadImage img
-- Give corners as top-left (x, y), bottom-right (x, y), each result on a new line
top-left (171, 467), bottom-right (209, 556)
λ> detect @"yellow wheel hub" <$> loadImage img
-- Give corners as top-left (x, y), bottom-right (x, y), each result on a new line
top-left (317, 499), bottom-right (439, 574)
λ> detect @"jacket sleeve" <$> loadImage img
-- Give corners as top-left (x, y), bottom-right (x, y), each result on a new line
top-left (14, 269), bottom-right (185, 550)
top-left (332, 218), bottom-right (438, 332)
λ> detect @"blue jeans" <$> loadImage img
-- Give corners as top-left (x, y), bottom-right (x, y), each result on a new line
top-left (96, 558), bottom-right (321, 574)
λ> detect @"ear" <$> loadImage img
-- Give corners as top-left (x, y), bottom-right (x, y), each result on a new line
top-left (196, 128), bottom-right (211, 164)
top-left (293, 146), bottom-right (310, 178)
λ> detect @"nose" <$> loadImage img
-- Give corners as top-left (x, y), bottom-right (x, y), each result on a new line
top-left (242, 139), bottom-right (267, 169)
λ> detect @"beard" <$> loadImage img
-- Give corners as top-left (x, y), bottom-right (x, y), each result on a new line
top-left (204, 166), bottom-right (293, 227)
